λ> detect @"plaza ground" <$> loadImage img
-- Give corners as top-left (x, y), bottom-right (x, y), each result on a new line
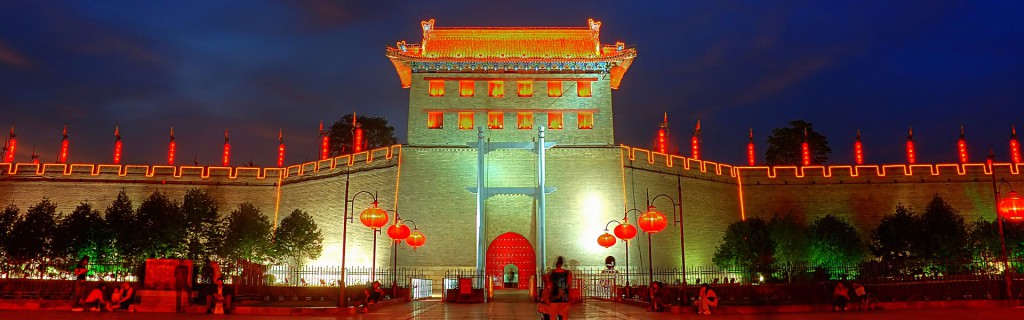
top-left (3, 290), bottom-right (1022, 319)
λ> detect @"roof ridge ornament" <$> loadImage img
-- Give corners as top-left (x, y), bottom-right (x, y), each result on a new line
top-left (421, 19), bottom-right (435, 39)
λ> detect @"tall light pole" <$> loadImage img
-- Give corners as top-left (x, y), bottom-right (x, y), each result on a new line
top-left (339, 175), bottom-right (384, 308)
top-left (642, 191), bottom-right (675, 286)
top-left (990, 152), bottom-right (1023, 301)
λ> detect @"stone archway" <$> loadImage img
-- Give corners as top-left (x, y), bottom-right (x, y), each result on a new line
top-left (486, 232), bottom-right (535, 289)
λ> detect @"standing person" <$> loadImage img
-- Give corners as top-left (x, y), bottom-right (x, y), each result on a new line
top-left (71, 256), bottom-right (90, 308)
top-left (547, 256), bottom-right (572, 320)
top-left (173, 260), bottom-right (191, 313)
top-left (832, 282), bottom-right (850, 311)
top-left (695, 284), bottom-right (717, 314)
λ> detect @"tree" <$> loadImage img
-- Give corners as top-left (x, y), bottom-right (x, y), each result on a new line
top-left (808, 214), bottom-right (863, 268)
top-left (328, 114), bottom-right (398, 156)
top-left (969, 219), bottom-right (1024, 261)
top-left (5, 198), bottom-right (58, 260)
top-left (135, 191), bottom-right (186, 258)
top-left (182, 188), bottom-right (222, 260)
top-left (764, 120), bottom-right (831, 165)
top-left (273, 209), bottom-right (324, 267)
top-left (52, 202), bottom-right (111, 260)
top-left (918, 194), bottom-right (969, 262)
top-left (768, 213), bottom-right (809, 282)
top-left (870, 204), bottom-right (919, 261)
top-left (0, 204), bottom-right (18, 258)
top-left (222, 202), bottom-right (274, 263)
top-left (106, 190), bottom-right (138, 259)
top-left (712, 217), bottom-right (775, 277)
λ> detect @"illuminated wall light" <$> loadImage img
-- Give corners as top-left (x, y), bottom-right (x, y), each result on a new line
top-left (277, 129), bottom-right (285, 167)
top-left (691, 119), bottom-right (700, 160)
top-left (223, 129), bottom-right (230, 167)
top-left (319, 121), bottom-right (329, 160)
top-left (58, 125), bottom-right (69, 164)
top-left (906, 126), bottom-right (916, 164)
top-left (854, 130), bottom-right (863, 165)
top-left (958, 125), bottom-right (968, 164)
top-left (747, 128), bottom-right (755, 166)
top-left (168, 127), bottom-right (176, 166)
top-left (801, 127), bottom-right (810, 166)
top-left (1011, 125), bottom-right (1021, 164)
top-left (4, 125), bottom-right (16, 163)
top-left (113, 126), bottom-right (122, 165)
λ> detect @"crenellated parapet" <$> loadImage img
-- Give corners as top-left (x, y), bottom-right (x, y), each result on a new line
top-left (619, 145), bottom-right (737, 184)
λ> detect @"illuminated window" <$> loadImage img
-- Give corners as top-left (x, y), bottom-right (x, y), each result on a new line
top-left (460, 80), bottom-right (474, 97)
top-left (458, 112), bottom-right (474, 129)
top-left (488, 81), bottom-right (504, 97)
top-left (578, 112), bottom-right (594, 129)
top-left (517, 81), bottom-right (533, 97)
top-left (427, 112), bottom-right (443, 129)
top-left (547, 81), bottom-right (562, 97)
top-left (548, 112), bottom-right (563, 130)
top-left (577, 81), bottom-right (592, 97)
top-left (488, 112), bottom-right (504, 129)
top-left (517, 112), bottom-right (533, 129)
top-left (429, 80), bottom-right (445, 97)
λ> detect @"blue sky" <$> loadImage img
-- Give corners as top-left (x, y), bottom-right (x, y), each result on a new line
top-left (2, 1), bottom-right (1023, 166)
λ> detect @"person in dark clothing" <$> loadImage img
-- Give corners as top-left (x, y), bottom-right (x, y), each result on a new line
top-left (174, 260), bottom-right (191, 312)
top-left (360, 281), bottom-right (386, 313)
top-left (205, 276), bottom-right (232, 314)
top-left (71, 256), bottom-right (89, 308)
top-left (648, 281), bottom-right (666, 312)
top-left (547, 256), bottom-right (572, 319)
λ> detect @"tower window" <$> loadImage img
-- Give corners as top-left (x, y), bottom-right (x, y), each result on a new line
top-left (577, 81), bottom-right (592, 97)
top-left (427, 112), bottom-right (443, 129)
top-left (547, 81), bottom-right (562, 97)
top-left (460, 80), bottom-right (475, 97)
top-left (517, 81), bottom-right (533, 97)
top-left (488, 81), bottom-right (504, 97)
top-left (548, 112), bottom-right (563, 130)
top-left (517, 112), bottom-right (533, 129)
top-left (488, 112), bottom-right (504, 129)
top-left (429, 80), bottom-right (445, 96)
top-left (578, 112), bottom-right (594, 129)
top-left (458, 112), bottom-right (474, 129)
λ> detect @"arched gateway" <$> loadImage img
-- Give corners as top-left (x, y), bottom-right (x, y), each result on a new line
top-left (486, 232), bottom-right (535, 289)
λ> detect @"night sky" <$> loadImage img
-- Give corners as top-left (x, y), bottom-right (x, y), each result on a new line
top-left (2, 1), bottom-right (1023, 166)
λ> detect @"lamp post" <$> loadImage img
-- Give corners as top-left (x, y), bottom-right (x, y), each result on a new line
top-left (641, 192), bottom-right (674, 286)
top-left (339, 169), bottom-right (387, 308)
top-left (360, 200), bottom-right (388, 283)
top-left (386, 212), bottom-right (426, 300)
top-left (598, 208), bottom-right (640, 297)
top-left (989, 152), bottom-right (1023, 301)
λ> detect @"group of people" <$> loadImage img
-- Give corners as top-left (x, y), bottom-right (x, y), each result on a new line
top-left (71, 256), bottom-right (135, 312)
top-left (832, 282), bottom-right (872, 311)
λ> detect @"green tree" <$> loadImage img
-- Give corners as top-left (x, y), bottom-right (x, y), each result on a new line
top-left (52, 202), bottom-right (111, 260)
top-left (273, 209), bottom-right (324, 267)
top-left (968, 219), bottom-right (1024, 261)
top-left (328, 114), bottom-right (398, 156)
top-left (182, 188), bottom-right (222, 260)
top-left (0, 204), bottom-right (18, 258)
top-left (918, 194), bottom-right (969, 262)
top-left (135, 191), bottom-right (186, 258)
top-left (105, 190), bottom-right (138, 259)
top-left (222, 202), bottom-right (274, 263)
top-left (768, 213), bottom-right (809, 282)
top-left (870, 204), bottom-right (920, 261)
top-left (764, 120), bottom-right (831, 165)
top-left (808, 214), bottom-right (864, 267)
top-left (712, 217), bottom-right (775, 277)
top-left (5, 198), bottom-right (58, 260)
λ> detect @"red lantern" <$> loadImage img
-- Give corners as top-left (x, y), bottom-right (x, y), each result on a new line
top-left (613, 220), bottom-right (637, 241)
top-left (359, 200), bottom-right (389, 230)
top-left (387, 221), bottom-right (411, 241)
top-left (406, 229), bottom-right (426, 249)
top-left (597, 232), bottom-right (617, 248)
top-left (638, 206), bottom-right (668, 233)
top-left (998, 191), bottom-right (1024, 221)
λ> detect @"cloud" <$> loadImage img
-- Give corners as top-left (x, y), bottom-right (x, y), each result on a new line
top-left (0, 42), bottom-right (33, 69)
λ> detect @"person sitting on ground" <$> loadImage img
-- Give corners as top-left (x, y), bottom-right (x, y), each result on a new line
top-left (648, 281), bottom-right (666, 312)
top-left (109, 282), bottom-right (135, 312)
top-left (360, 281), bottom-right (386, 313)
top-left (851, 282), bottom-right (868, 310)
top-left (205, 276), bottom-right (233, 314)
top-left (694, 284), bottom-right (717, 315)
top-left (78, 283), bottom-right (109, 311)
top-left (832, 282), bottom-right (850, 311)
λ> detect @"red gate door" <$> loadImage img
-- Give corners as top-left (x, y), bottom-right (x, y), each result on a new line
top-left (486, 232), bottom-right (535, 289)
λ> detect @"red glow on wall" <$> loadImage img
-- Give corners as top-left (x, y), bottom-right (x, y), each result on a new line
top-left (58, 126), bottom-right (68, 164)
top-left (1011, 126), bottom-right (1021, 164)
top-left (958, 126), bottom-right (968, 164)
top-left (319, 121), bottom-right (329, 160)
top-left (277, 129), bottom-right (285, 167)
top-left (4, 126), bottom-right (15, 163)
top-left (168, 127), bottom-right (176, 166)
top-left (907, 127), bottom-right (916, 164)
top-left (854, 130), bottom-right (863, 165)
top-left (223, 129), bottom-right (230, 167)
top-left (747, 128), bottom-right (755, 166)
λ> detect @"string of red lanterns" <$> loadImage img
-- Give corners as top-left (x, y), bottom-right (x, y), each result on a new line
top-left (277, 129), bottom-right (286, 167)
top-left (691, 120), bottom-right (700, 160)
top-left (958, 125), bottom-right (969, 164)
top-left (58, 125), bottom-right (69, 164)
top-left (320, 120), bottom-right (330, 160)
top-left (747, 128), bottom-right (755, 166)
top-left (1010, 126), bottom-right (1021, 164)
top-left (168, 127), bottom-right (176, 166)
top-left (906, 127), bottom-right (916, 164)
top-left (222, 129), bottom-right (231, 167)
top-left (112, 126), bottom-right (122, 165)
top-left (4, 125), bottom-right (16, 163)
top-left (800, 128), bottom-right (810, 166)
top-left (854, 130), bottom-right (863, 165)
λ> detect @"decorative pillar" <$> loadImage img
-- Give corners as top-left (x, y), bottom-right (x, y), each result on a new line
top-left (537, 126), bottom-right (548, 271)
top-left (475, 127), bottom-right (486, 273)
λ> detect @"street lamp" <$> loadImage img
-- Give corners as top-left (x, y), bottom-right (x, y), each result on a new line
top-left (339, 169), bottom-right (387, 307)
top-left (598, 208), bottom-right (641, 297)
top-left (386, 214), bottom-right (426, 299)
top-left (989, 151), bottom-right (1023, 301)
top-left (645, 191), bottom-right (682, 303)
top-left (360, 200), bottom-right (389, 283)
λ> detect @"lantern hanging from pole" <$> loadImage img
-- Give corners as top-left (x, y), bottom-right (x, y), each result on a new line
top-left (113, 126), bottom-right (122, 165)
top-left (359, 200), bottom-right (389, 230)
top-left (906, 126), bottom-right (916, 164)
top-left (406, 229), bottom-right (426, 250)
top-left (613, 219), bottom-right (637, 241)
top-left (387, 220), bottom-right (411, 241)
top-left (998, 191), bottom-right (1024, 220)
top-left (638, 206), bottom-right (668, 233)
top-left (168, 127), bottom-right (176, 166)
top-left (597, 232), bottom-right (617, 248)
top-left (958, 125), bottom-right (968, 164)
top-left (5, 125), bottom-right (16, 163)
top-left (747, 128), bottom-right (755, 166)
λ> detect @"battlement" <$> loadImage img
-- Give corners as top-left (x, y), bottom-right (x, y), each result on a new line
top-left (620, 145), bottom-right (737, 180)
